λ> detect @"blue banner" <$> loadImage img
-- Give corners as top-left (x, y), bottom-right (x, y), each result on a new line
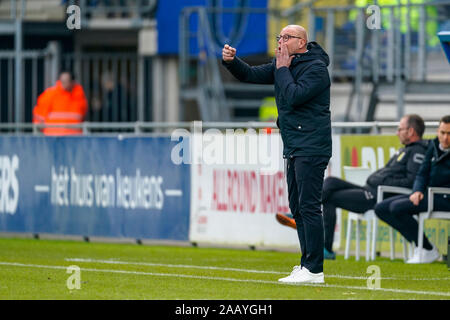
top-left (0, 136), bottom-right (190, 241)
top-left (157, 0), bottom-right (268, 56)
top-left (438, 31), bottom-right (450, 64)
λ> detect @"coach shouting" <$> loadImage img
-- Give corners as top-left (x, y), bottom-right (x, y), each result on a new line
top-left (222, 25), bottom-right (331, 284)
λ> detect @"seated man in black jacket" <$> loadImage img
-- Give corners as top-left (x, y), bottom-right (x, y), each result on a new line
top-left (374, 115), bottom-right (450, 263)
top-left (276, 114), bottom-right (428, 259)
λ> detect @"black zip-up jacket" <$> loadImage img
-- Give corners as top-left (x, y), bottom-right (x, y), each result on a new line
top-left (365, 140), bottom-right (429, 196)
top-left (412, 138), bottom-right (450, 198)
top-left (222, 42), bottom-right (332, 159)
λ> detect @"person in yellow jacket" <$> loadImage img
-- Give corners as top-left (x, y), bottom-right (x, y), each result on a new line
top-left (259, 96), bottom-right (278, 134)
top-left (33, 72), bottom-right (88, 136)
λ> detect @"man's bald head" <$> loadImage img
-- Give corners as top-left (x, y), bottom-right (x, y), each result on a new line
top-left (278, 25), bottom-right (308, 55)
top-left (283, 25), bottom-right (308, 42)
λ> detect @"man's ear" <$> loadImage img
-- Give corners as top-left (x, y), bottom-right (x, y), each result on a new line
top-left (298, 39), bottom-right (305, 49)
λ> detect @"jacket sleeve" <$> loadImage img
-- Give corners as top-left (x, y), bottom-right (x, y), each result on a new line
top-left (412, 144), bottom-right (433, 193)
top-left (382, 146), bottom-right (426, 187)
top-left (222, 57), bottom-right (274, 84)
top-left (274, 61), bottom-right (330, 107)
top-left (32, 88), bottom-right (53, 123)
top-left (73, 84), bottom-right (88, 118)
top-left (366, 157), bottom-right (395, 187)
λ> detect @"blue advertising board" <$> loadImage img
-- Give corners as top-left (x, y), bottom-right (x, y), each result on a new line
top-left (0, 136), bottom-right (190, 240)
top-left (157, 0), bottom-right (268, 56)
top-left (438, 31), bottom-right (450, 64)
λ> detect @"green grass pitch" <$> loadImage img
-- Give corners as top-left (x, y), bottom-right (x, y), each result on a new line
top-left (0, 237), bottom-right (448, 300)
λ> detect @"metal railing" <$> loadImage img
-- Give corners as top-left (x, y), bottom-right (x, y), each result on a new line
top-left (0, 121), bottom-right (441, 135)
top-left (60, 52), bottom-right (142, 122)
top-left (0, 0), bottom-right (26, 125)
top-left (0, 43), bottom-right (147, 124)
top-left (68, 0), bottom-right (157, 22)
top-left (0, 49), bottom-right (149, 124)
top-left (0, 0), bottom-right (156, 125)
top-left (0, 42), bottom-right (61, 124)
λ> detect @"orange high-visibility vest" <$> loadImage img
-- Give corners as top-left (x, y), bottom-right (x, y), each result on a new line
top-left (33, 80), bottom-right (88, 135)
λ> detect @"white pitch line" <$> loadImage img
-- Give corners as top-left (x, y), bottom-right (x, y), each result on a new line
top-left (0, 261), bottom-right (449, 298)
top-left (65, 258), bottom-right (450, 281)
top-left (34, 185), bottom-right (50, 193)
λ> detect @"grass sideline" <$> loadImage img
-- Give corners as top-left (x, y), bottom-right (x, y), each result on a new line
top-left (0, 237), bottom-right (448, 300)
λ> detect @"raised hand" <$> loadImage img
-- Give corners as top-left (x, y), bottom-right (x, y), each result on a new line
top-left (222, 44), bottom-right (236, 63)
top-left (276, 43), bottom-right (294, 69)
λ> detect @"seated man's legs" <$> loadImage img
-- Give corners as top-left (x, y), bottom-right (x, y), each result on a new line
top-left (322, 177), bottom-right (370, 202)
top-left (375, 194), bottom-right (450, 250)
top-left (322, 177), bottom-right (376, 253)
top-left (375, 194), bottom-right (432, 250)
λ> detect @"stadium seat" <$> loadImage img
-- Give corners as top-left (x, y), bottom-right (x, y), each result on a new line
top-left (416, 187), bottom-right (450, 263)
top-left (342, 167), bottom-right (412, 261)
top-left (343, 166), bottom-right (375, 261)
top-left (375, 185), bottom-right (414, 261)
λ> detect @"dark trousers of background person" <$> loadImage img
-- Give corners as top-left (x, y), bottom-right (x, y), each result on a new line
top-left (375, 194), bottom-right (450, 249)
top-left (286, 156), bottom-right (329, 274)
top-left (321, 177), bottom-right (378, 253)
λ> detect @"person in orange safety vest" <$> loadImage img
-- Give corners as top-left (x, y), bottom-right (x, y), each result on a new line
top-left (33, 71), bottom-right (88, 135)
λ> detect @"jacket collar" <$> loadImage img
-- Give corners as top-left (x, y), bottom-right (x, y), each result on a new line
top-left (431, 137), bottom-right (450, 162)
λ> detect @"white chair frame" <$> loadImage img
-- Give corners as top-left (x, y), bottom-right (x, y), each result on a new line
top-left (343, 166), bottom-right (413, 261)
top-left (417, 187), bottom-right (450, 263)
top-left (343, 166), bottom-right (375, 261)
top-left (375, 185), bottom-right (414, 261)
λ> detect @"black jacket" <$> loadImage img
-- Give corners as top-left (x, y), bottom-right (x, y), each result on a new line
top-left (222, 42), bottom-right (332, 159)
top-left (413, 137), bottom-right (450, 194)
top-left (365, 140), bottom-right (429, 196)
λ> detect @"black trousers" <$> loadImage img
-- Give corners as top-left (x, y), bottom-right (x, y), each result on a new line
top-left (374, 194), bottom-right (450, 249)
top-left (322, 177), bottom-right (377, 252)
top-left (286, 156), bottom-right (329, 274)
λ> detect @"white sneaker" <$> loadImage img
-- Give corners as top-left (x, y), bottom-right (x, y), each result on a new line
top-left (278, 265), bottom-right (302, 283)
top-left (279, 266), bottom-right (324, 284)
top-left (406, 245), bottom-right (440, 264)
top-left (406, 246), bottom-right (420, 263)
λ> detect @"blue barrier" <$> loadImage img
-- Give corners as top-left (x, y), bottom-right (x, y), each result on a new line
top-left (438, 31), bottom-right (450, 64)
top-left (0, 136), bottom-right (191, 241)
